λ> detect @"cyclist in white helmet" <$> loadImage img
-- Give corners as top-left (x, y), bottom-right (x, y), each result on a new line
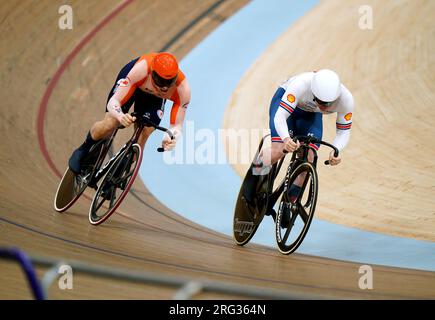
top-left (264, 69), bottom-right (354, 165)
top-left (257, 69), bottom-right (354, 223)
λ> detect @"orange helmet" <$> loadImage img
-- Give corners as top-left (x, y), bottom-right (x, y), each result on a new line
top-left (151, 52), bottom-right (179, 87)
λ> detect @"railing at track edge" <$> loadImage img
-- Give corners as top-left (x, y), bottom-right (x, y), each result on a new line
top-left (0, 246), bottom-right (323, 300)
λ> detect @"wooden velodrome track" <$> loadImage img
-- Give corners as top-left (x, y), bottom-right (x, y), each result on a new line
top-left (0, 0), bottom-right (434, 299)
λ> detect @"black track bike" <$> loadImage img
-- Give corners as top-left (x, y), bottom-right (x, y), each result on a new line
top-left (233, 134), bottom-right (338, 255)
top-left (54, 113), bottom-right (173, 225)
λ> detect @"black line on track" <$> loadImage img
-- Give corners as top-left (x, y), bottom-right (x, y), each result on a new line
top-left (159, 0), bottom-right (227, 52)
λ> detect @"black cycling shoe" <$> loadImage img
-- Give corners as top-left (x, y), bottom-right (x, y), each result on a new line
top-left (280, 195), bottom-right (299, 228)
top-left (280, 204), bottom-right (291, 229)
top-left (101, 183), bottom-right (113, 201)
top-left (68, 147), bottom-right (88, 174)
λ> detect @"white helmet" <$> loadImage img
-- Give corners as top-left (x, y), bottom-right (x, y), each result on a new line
top-left (311, 69), bottom-right (341, 103)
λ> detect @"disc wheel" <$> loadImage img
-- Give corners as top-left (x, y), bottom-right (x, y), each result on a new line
top-left (54, 142), bottom-right (104, 212)
top-left (232, 168), bottom-right (270, 246)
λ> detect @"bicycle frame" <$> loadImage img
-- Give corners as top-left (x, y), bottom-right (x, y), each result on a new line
top-left (88, 116), bottom-right (151, 188)
top-left (264, 137), bottom-right (329, 213)
top-left (93, 137), bottom-right (127, 182)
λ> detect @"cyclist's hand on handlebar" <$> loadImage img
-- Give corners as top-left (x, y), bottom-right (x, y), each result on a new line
top-left (283, 137), bottom-right (300, 153)
top-left (162, 127), bottom-right (180, 151)
top-left (328, 150), bottom-right (341, 166)
top-left (118, 113), bottom-right (136, 127)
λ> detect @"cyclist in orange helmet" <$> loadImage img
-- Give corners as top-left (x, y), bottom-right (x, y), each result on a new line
top-left (68, 52), bottom-right (190, 174)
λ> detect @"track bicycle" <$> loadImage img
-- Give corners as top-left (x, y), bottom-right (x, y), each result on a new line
top-left (54, 112), bottom-right (173, 225)
top-left (232, 134), bottom-right (338, 254)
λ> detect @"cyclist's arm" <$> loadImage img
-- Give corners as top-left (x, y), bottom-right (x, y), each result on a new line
top-left (274, 108), bottom-right (292, 140)
top-left (107, 60), bottom-right (148, 121)
top-left (274, 80), bottom-right (302, 141)
top-left (170, 78), bottom-right (191, 131)
top-left (333, 93), bottom-right (354, 151)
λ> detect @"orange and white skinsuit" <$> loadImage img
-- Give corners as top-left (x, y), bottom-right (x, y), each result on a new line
top-left (106, 53), bottom-right (191, 150)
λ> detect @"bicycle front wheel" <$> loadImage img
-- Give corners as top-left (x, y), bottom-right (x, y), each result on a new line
top-left (275, 162), bottom-right (318, 255)
top-left (89, 144), bottom-right (142, 225)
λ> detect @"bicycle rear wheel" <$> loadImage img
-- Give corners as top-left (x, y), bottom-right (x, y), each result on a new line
top-left (233, 168), bottom-right (269, 246)
top-left (89, 144), bottom-right (142, 225)
top-left (54, 142), bottom-right (104, 212)
top-left (275, 162), bottom-right (318, 255)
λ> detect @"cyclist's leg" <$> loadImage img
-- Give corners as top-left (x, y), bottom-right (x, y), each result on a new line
top-left (295, 110), bottom-right (323, 160)
top-left (137, 126), bottom-right (155, 148)
top-left (68, 117), bottom-right (116, 174)
top-left (289, 110), bottom-right (323, 202)
top-left (275, 108), bottom-right (302, 227)
top-left (90, 113), bottom-right (119, 139)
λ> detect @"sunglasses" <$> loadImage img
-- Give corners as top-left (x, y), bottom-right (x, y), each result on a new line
top-left (313, 96), bottom-right (334, 107)
top-left (152, 71), bottom-right (177, 88)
